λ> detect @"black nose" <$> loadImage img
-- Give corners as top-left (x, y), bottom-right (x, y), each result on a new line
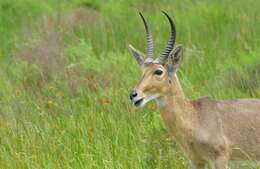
top-left (130, 90), bottom-right (138, 100)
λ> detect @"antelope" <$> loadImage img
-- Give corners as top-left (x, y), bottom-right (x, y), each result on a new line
top-left (128, 12), bottom-right (260, 169)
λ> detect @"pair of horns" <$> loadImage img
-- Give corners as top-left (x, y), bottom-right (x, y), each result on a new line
top-left (134, 11), bottom-right (176, 64)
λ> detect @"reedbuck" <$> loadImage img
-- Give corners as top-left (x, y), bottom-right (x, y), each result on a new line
top-left (128, 12), bottom-right (260, 169)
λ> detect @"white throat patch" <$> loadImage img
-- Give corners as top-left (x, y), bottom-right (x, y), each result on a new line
top-left (156, 97), bottom-right (167, 107)
top-left (140, 94), bottom-right (160, 107)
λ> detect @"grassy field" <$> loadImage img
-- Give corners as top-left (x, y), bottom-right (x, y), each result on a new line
top-left (0, 0), bottom-right (260, 168)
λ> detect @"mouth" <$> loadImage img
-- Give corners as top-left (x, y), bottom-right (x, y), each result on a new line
top-left (134, 98), bottom-right (144, 107)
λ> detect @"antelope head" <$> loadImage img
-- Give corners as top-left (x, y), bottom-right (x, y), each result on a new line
top-left (129, 12), bottom-right (183, 107)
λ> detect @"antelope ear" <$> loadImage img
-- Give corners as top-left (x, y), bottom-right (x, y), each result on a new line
top-left (128, 44), bottom-right (145, 65)
top-left (168, 45), bottom-right (183, 78)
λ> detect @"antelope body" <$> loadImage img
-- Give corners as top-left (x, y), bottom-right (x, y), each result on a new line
top-left (128, 12), bottom-right (260, 169)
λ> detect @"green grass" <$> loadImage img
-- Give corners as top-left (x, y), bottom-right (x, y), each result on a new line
top-left (0, 0), bottom-right (260, 168)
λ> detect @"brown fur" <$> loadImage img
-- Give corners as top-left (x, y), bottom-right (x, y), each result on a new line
top-left (133, 63), bottom-right (260, 169)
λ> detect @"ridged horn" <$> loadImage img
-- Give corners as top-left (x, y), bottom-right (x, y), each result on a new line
top-left (139, 12), bottom-right (154, 63)
top-left (156, 11), bottom-right (176, 64)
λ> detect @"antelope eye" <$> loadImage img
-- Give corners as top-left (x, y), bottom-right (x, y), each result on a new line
top-left (154, 69), bottom-right (163, 76)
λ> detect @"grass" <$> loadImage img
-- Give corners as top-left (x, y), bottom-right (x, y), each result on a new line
top-left (0, 0), bottom-right (260, 168)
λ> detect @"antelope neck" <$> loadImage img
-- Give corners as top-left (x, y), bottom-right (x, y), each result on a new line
top-left (157, 75), bottom-right (197, 135)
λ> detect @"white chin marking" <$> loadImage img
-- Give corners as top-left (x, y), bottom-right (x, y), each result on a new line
top-left (140, 94), bottom-right (160, 107)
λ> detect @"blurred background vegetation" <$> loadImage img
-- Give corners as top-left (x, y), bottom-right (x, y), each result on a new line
top-left (0, 0), bottom-right (259, 168)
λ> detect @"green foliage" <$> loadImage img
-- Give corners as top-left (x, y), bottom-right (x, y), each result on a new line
top-left (0, 0), bottom-right (260, 168)
top-left (8, 61), bottom-right (41, 85)
top-left (66, 40), bottom-right (90, 61)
